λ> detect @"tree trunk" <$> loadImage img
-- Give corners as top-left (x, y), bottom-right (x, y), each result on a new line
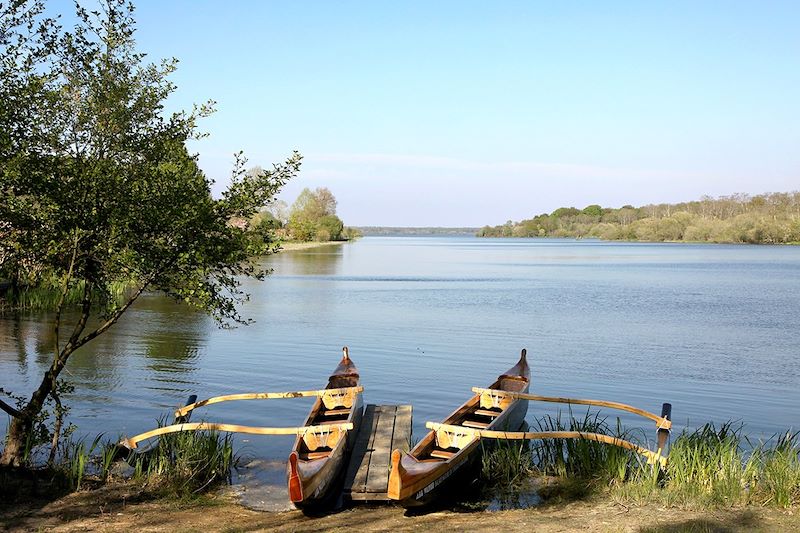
top-left (0, 415), bottom-right (33, 467)
top-left (0, 368), bottom-right (59, 467)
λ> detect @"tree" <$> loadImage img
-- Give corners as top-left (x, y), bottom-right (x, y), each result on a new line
top-left (582, 204), bottom-right (603, 218)
top-left (0, 1), bottom-right (301, 466)
top-left (287, 186), bottom-right (344, 242)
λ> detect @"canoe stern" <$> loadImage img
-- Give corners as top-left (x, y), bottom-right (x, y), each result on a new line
top-left (288, 451), bottom-right (304, 502)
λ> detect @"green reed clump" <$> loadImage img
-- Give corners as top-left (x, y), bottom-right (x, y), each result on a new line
top-left (476, 412), bottom-right (798, 510)
top-left (130, 421), bottom-right (237, 497)
top-left (50, 434), bottom-right (116, 490)
top-left (0, 276), bottom-right (135, 312)
top-left (531, 410), bottom-right (641, 484)
top-left (480, 440), bottom-right (536, 488)
top-left (619, 423), bottom-right (800, 509)
top-left (759, 431), bottom-right (800, 507)
top-left (659, 422), bottom-right (757, 506)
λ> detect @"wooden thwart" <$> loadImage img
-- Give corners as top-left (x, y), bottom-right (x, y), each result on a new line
top-left (343, 404), bottom-right (413, 501)
top-left (426, 422), bottom-right (667, 468)
top-left (174, 386), bottom-right (364, 417)
top-left (471, 387), bottom-right (672, 430)
top-left (121, 421), bottom-right (353, 450)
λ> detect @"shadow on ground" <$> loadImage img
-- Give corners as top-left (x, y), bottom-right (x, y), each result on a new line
top-left (639, 509), bottom-right (760, 533)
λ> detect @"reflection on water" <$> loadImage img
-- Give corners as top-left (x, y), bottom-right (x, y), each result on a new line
top-left (1, 238), bottom-right (799, 492)
top-left (269, 245), bottom-right (344, 276)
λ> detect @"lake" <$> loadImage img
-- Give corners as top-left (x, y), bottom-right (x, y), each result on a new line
top-left (2, 236), bottom-right (799, 469)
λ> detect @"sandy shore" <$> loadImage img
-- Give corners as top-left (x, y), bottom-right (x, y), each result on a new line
top-left (274, 240), bottom-right (349, 252)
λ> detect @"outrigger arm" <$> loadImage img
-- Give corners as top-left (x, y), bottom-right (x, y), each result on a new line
top-left (466, 387), bottom-right (673, 467)
top-left (121, 421), bottom-right (353, 450)
top-left (174, 386), bottom-right (364, 418)
top-left (120, 386), bottom-right (364, 450)
top-left (426, 422), bottom-right (668, 468)
top-left (470, 388), bottom-right (672, 431)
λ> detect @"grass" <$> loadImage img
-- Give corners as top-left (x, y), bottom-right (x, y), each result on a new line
top-left (0, 277), bottom-right (135, 312)
top-left (128, 420), bottom-right (238, 498)
top-left (1, 422), bottom-right (238, 504)
top-left (644, 424), bottom-right (800, 508)
top-left (480, 440), bottom-right (536, 488)
top-left (531, 409), bottom-right (644, 484)
top-left (479, 412), bottom-right (800, 510)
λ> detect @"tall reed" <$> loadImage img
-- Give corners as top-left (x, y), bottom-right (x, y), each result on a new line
top-left (759, 431), bottom-right (800, 507)
top-left (1, 277), bottom-right (135, 312)
top-left (129, 420), bottom-right (237, 497)
top-left (622, 423), bottom-right (800, 508)
top-left (531, 410), bottom-right (641, 484)
top-left (480, 440), bottom-right (536, 488)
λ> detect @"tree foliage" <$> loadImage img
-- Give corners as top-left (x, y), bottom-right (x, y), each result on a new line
top-left (0, 0), bottom-right (300, 466)
top-left (477, 193), bottom-right (800, 244)
top-left (287, 186), bottom-right (347, 241)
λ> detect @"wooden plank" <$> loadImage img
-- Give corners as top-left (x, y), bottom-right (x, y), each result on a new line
top-left (392, 405), bottom-right (412, 453)
top-left (344, 404), bottom-right (413, 500)
top-left (365, 405), bottom-right (397, 493)
top-left (342, 404), bottom-right (379, 494)
top-left (430, 449), bottom-right (455, 459)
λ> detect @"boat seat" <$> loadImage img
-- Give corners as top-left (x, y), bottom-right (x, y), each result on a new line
top-left (301, 450), bottom-right (331, 460)
top-left (474, 409), bottom-right (501, 418)
top-left (462, 420), bottom-right (490, 429)
top-left (316, 419), bottom-right (350, 425)
top-left (429, 449), bottom-right (455, 460)
top-left (322, 408), bottom-right (350, 417)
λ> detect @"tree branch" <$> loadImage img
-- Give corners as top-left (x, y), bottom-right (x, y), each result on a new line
top-left (54, 229), bottom-right (81, 365)
top-left (0, 397), bottom-right (23, 419)
top-left (72, 277), bottom-right (150, 352)
top-left (47, 387), bottom-right (64, 464)
top-left (55, 277), bottom-right (94, 372)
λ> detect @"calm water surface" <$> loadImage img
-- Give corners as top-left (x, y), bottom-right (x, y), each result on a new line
top-left (2, 237), bottom-right (799, 466)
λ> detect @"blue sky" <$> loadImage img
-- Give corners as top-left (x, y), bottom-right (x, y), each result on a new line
top-left (58, 1), bottom-right (800, 226)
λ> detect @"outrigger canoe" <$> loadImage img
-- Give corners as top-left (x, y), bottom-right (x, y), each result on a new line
top-left (288, 347), bottom-right (364, 508)
top-left (388, 349), bottom-right (530, 507)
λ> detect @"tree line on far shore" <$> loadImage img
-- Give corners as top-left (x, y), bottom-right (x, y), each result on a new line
top-left (477, 192), bottom-right (800, 244)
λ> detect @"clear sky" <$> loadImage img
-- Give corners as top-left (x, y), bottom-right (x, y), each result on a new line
top-left (56, 1), bottom-right (800, 226)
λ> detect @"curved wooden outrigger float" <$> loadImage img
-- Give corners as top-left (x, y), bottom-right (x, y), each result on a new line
top-left (118, 347), bottom-right (364, 508)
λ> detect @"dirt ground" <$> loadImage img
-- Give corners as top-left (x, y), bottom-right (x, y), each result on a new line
top-left (1, 483), bottom-right (798, 533)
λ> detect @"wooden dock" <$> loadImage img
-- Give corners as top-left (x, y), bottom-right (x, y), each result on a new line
top-left (342, 404), bottom-right (412, 501)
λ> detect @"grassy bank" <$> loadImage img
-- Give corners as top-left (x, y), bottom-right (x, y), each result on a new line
top-left (2, 414), bottom-right (796, 532)
top-left (0, 277), bottom-right (136, 312)
top-left (481, 414), bottom-right (800, 510)
top-left (1, 427), bottom-right (236, 506)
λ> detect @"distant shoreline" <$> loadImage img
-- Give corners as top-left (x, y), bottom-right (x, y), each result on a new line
top-left (354, 226), bottom-right (479, 236)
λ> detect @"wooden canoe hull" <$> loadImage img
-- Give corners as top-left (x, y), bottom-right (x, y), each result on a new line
top-left (388, 349), bottom-right (531, 507)
top-left (394, 394), bottom-right (528, 507)
top-left (289, 395), bottom-right (363, 507)
top-left (287, 347), bottom-right (363, 509)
